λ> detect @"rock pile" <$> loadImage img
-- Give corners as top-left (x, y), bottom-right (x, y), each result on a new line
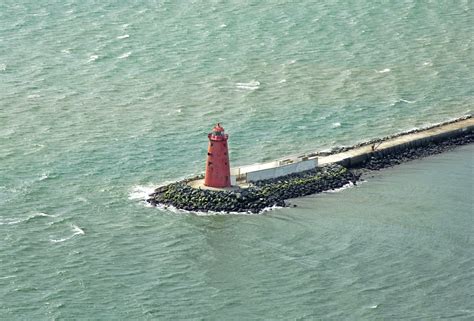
top-left (147, 164), bottom-right (360, 213)
top-left (360, 132), bottom-right (473, 170)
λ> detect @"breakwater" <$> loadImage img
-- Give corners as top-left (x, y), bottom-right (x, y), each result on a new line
top-left (318, 116), bottom-right (473, 168)
top-left (358, 131), bottom-right (473, 171)
top-left (148, 164), bottom-right (359, 213)
top-left (147, 116), bottom-right (473, 213)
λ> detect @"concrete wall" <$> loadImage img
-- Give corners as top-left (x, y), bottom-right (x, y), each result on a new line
top-left (245, 159), bottom-right (317, 182)
top-left (232, 161), bottom-right (280, 175)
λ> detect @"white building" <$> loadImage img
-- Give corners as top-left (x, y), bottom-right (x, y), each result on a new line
top-left (230, 154), bottom-right (318, 184)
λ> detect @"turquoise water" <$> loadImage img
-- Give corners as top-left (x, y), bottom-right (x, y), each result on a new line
top-left (1, 1), bottom-right (473, 319)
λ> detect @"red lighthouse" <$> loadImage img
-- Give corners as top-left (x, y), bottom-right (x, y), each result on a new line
top-left (204, 123), bottom-right (231, 188)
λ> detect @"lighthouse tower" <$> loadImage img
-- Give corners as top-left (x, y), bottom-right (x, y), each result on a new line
top-left (204, 123), bottom-right (231, 188)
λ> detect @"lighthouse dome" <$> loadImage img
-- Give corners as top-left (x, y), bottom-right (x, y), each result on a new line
top-left (212, 123), bottom-right (225, 133)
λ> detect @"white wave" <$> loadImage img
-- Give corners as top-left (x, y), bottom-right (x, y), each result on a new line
top-left (154, 202), bottom-right (275, 216)
top-left (129, 185), bottom-right (157, 201)
top-left (0, 218), bottom-right (23, 225)
top-left (72, 224), bottom-right (85, 235)
top-left (130, 177), bottom-right (204, 205)
top-left (370, 304), bottom-right (378, 309)
top-left (50, 224), bottom-right (84, 243)
top-left (0, 212), bottom-right (55, 225)
top-left (219, 23), bottom-right (227, 28)
top-left (423, 61), bottom-right (433, 66)
top-left (87, 55), bottom-right (99, 63)
top-left (61, 48), bottom-right (71, 54)
top-left (391, 98), bottom-right (416, 107)
top-left (39, 173), bottom-right (49, 181)
top-left (22, 144), bottom-right (45, 156)
top-left (50, 237), bottom-right (69, 243)
top-left (34, 212), bottom-right (55, 218)
top-left (236, 80), bottom-right (260, 90)
top-left (117, 34), bottom-right (129, 39)
top-left (150, 196), bottom-right (283, 215)
top-left (278, 79), bottom-right (286, 84)
top-left (75, 196), bottom-right (88, 203)
top-left (0, 63), bottom-right (6, 71)
top-left (259, 204), bottom-right (284, 214)
top-left (27, 94), bottom-right (41, 99)
top-left (323, 181), bottom-right (359, 193)
top-left (25, 212), bottom-right (57, 223)
top-left (122, 23), bottom-right (129, 29)
top-left (331, 122), bottom-right (341, 128)
top-left (376, 68), bottom-right (391, 73)
top-left (118, 51), bottom-right (131, 59)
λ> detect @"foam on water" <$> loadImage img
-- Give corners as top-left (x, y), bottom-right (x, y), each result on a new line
top-left (0, 212), bottom-right (56, 226)
top-left (39, 173), bottom-right (49, 181)
top-left (87, 55), bottom-right (99, 63)
top-left (117, 34), bottom-right (130, 39)
top-left (390, 99), bottom-right (416, 107)
top-left (323, 180), bottom-right (364, 194)
top-left (50, 224), bottom-right (85, 243)
top-left (118, 51), bottom-right (132, 59)
top-left (154, 202), bottom-right (281, 216)
top-left (129, 185), bottom-right (163, 201)
top-left (0, 218), bottom-right (23, 226)
top-left (236, 80), bottom-right (260, 90)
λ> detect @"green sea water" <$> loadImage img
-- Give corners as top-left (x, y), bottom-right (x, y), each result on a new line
top-left (0, 1), bottom-right (473, 320)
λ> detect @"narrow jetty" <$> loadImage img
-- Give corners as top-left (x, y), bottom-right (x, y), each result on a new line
top-left (318, 117), bottom-right (473, 168)
top-left (148, 116), bottom-right (473, 213)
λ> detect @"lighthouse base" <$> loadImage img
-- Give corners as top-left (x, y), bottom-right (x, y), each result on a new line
top-left (188, 179), bottom-right (244, 191)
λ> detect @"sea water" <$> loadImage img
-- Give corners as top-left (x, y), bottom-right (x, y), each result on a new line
top-left (0, 1), bottom-right (472, 319)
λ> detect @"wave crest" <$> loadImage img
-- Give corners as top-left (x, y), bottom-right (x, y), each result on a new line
top-left (236, 80), bottom-right (260, 91)
top-left (50, 224), bottom-right (84, 243)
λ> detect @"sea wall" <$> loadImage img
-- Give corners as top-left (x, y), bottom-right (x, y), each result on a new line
top-left (359, 131), bottom-right (473, 171)
top-left (245, 159), bottom-right (316, 182)
top-left (231, 157), bottom-right (318, 183)
top-left (318, 116), bottom-right (473, 168)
